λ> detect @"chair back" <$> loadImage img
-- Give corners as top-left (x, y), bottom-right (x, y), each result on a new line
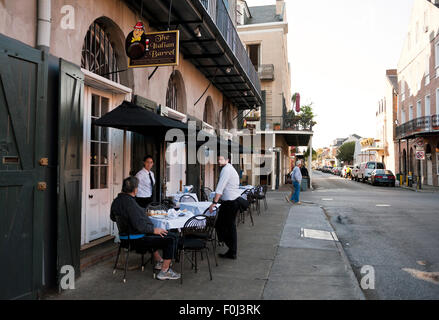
top-left (146, 202), bottom-right (167, 211)
top-left (182, 215), bottom-right (209, 239)
top-left (179, 194), bottom-right (198, 203)
top-left (201, 187), bottom-right (213, 201)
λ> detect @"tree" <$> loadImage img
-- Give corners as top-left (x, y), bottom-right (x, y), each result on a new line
top-left (296, 103), bottom-right (317, 130)
top-left (304, 147), bottom-right (317, 162)
top-left (336, 141), bottom-right (356, 164)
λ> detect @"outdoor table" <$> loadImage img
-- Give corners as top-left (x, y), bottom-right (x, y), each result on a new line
top-left (170, 192), bottom-right (198, 202)
top-left (148, 211), bottom-right (195, 230)
top-left (179, 201), bottom-right (220, 216)
top-left (239, 185), bottom-right (254, 190)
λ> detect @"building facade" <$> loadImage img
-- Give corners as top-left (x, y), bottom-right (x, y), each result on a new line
top-left (236, 0), bottom-right (313, 189)
top-left (375, 70), bottom-right (398, 173)
top-left (0, 0), bottom-right (261, 299)
top-left (395, 0), bottom-right (439, 186)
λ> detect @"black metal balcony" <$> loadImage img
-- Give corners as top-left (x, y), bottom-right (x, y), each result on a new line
top-left (396, 114), bottom-right (439, 139)
top-left (124, 0), bottom-right (262, 110)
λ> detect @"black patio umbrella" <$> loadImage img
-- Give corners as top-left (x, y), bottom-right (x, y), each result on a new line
top-left (93, 100), bottom-right (188, 134)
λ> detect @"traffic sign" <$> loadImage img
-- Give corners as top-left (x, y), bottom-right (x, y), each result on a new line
top-left (415, 151), bottom-right (425, 160)
top-left (415, 137), bottom-right (424, 147)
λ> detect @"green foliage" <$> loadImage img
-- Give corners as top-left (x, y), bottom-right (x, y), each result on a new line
top-left (304, 147), bottom-right (317, 162)
top-left (296, 103), bottom-right (317, 129)
top-left (336, 141), bottom-right (356, 163)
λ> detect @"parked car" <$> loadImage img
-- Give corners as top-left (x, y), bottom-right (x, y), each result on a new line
top-left (358, 161), bottom-right (385, 182)
top-left (370, 169), bottom-right (396, 187)
top-left (332, 167), bottom-right (342, 176)
top-left (351, 164), bottom-right (360, 181)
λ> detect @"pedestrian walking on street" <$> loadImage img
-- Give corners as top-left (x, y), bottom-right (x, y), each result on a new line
top-left (286, 160), bottom-right (302, 204)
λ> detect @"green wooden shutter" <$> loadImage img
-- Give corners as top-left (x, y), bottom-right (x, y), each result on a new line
top-left (0, 34), bottom-right (47, 299)
top-left (57, 59), bottom-right (84, 287)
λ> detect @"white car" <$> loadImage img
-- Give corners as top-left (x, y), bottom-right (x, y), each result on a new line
top-left (358, 161), bottom-right (385, 182)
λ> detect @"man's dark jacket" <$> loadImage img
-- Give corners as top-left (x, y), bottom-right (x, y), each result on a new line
top-left (110, 193), bottom-right (155, 235)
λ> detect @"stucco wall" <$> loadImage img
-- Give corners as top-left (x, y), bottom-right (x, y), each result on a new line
top-left (0, 0), bottom-right (234, 128)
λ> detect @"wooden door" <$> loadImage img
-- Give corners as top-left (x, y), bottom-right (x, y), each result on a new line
top-left (0, 34), bottom-right (47, 299)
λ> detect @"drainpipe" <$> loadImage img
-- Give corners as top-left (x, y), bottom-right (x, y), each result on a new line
top-left (37, 0), bottom-right (51, 52)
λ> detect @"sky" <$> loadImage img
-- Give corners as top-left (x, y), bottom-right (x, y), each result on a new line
top-left (245, 0), bottom-right (415, 148)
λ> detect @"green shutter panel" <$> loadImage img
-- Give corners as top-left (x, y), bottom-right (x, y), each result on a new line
top-left (0, 34), bottom-right (47, 299)
top-left (57, 59), bottom-right (84, 288)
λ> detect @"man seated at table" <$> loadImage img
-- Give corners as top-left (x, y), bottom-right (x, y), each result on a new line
top-left (110, 176), bottom-right (180, 280)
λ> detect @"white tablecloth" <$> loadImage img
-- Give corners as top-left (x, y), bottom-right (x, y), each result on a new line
top-left (149, 212), bottom-right (195, 230)
top-left (179, 201), bottom-right (219, 216)
top-left (239, 185), bottom-right (254, 190)
top-left (170, 193), bottom-right (198, 202)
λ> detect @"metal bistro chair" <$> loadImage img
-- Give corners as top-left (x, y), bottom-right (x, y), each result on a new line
top-left (112, 216), bottom-right (155, 283)
top-left (146, 202), bottom-right (168, 211)
top-left (238, 189), bottom-right (254, 226)
top-left (254, 185), bottom-right (267, 214)
top-left (201, 206), bottom-right (219, 267)
top-left (178, 215), bottom-right (212, 284)
top-left (179, 194), bottom-right (198, 203)
top-left (201, 187), bottom-right (213, 201)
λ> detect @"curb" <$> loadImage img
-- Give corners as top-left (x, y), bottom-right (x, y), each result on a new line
top-left (320, 205), bottom-right (366, 301)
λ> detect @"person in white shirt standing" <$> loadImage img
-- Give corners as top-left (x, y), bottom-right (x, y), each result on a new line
top-left (209, 152), bottom-right (242, 259)
top-left (135, 155), bottom-right (155, 208)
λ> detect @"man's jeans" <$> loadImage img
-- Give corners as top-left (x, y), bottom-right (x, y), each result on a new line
top-left (290, 181), bottom-right (301, 203)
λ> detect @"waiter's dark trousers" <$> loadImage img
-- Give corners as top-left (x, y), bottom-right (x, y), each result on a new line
top-left (215, 199), bottom-right (240, 255)
top-left (135, 196), bottom-right (153, 208)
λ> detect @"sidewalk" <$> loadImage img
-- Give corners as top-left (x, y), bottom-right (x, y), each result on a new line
top-left (45, 190), bottom-right (363, 300)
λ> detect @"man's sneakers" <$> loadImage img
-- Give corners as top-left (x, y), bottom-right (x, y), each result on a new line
top-left (156, 268), bottom-right (181, 280)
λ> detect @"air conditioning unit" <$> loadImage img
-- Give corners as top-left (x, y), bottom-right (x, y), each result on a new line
top-left (161, 106), bottom-right (187, 123)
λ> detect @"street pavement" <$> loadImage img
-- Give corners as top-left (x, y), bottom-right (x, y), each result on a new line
top-left (45, 188), bottom-right (361, 300)
top-left (303, 170), bottom-right (439, 300)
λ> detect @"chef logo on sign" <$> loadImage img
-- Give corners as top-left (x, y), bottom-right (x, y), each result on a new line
top-left (125, 22), bottom-right (150, 59)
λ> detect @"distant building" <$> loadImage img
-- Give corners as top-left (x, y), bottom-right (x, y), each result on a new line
top-left (395, 0), bottom-right (439, 186)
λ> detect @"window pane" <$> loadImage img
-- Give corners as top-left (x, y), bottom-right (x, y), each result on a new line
top-left (101, 97), bottom-right (109, 116)
top-left (91, 123), bottom-right (99, 141)
top-left (91, 142), bottom-right (99, 165)
top-left (100, 143), bottom-right (108, 165)
top-left (377, 163), bottom-right (384, 169)
top-left (101, 127), bottom-right (108, 142)
top-left (100, 166), bottom-right (108, 188)
top-left (92, 95), bottom-right (100, 117)
top-left (90, 166), bottom-right (99, 189)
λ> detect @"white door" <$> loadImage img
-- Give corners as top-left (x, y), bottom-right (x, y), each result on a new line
top-left (427, 159), bottom-right (433, 186)
top-left (83, 89), bottom-right (113, 243)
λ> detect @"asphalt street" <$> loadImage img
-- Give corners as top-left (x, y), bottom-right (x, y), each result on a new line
top-left (302, 170), bottom-right (439, 300)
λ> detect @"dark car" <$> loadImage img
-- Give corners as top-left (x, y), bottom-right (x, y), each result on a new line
top-left (370, 169), bottom-right (396, 187)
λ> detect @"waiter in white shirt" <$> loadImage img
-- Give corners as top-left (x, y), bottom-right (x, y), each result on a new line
top-left (135, 155), bottom-right (155, 208)
top-left (209, 152), bottom-right (242, 259)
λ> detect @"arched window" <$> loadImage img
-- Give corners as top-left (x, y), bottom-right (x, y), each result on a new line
top-left (165, 71), bottom-right (186, 113)
top-left (203, 97), bottom-right (214, 125)
top-left (81, 21), bottom-right (120, 83)
top-left (166, 75), bottom-right (178, 111)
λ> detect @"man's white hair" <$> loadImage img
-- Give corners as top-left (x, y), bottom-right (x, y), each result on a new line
top-left (296, 160), bottom-right (302, 165)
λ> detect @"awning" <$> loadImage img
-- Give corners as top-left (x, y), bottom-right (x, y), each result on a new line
top-left (94, 100), bottom-right (188, 134)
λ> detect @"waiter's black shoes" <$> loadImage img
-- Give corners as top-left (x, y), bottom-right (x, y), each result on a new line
top-left (218, 252), bottom-right (237, 259)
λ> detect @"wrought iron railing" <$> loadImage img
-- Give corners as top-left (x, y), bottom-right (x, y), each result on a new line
top-left (199, 0), bottom-right (261, 97)
top-left (264, 116), bottom-right (313, 132)
top-left (396, 114), bottom-right (439, 138)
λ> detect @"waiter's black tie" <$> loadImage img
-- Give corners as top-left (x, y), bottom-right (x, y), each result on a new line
top-left (149, 172), bottom-right (154, 190)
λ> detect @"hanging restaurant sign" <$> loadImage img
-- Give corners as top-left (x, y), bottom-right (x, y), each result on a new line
top-left (125, 24), bottom-right (179, 68)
